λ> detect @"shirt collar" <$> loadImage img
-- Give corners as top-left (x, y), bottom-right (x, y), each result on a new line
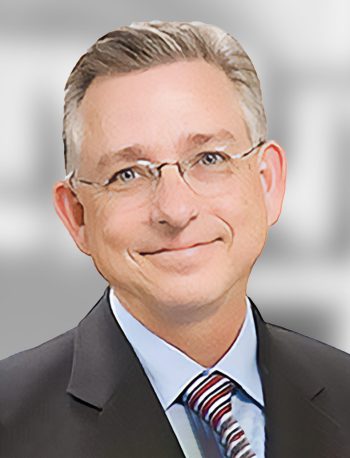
top-left (109, 289), bottom-right (264, 411)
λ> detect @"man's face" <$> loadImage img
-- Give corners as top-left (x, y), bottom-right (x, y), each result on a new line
top-left (58, 60), bottom-right (284, 322)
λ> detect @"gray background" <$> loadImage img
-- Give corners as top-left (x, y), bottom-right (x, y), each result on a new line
top-left (1, 0), bottom-right (350, 359)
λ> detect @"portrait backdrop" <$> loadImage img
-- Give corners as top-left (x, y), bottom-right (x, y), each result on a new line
top-left (1, 0), bottom-right (350, 359)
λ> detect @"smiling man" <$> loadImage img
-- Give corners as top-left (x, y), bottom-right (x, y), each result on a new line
top-left (1, 21), bottom-right (350, 458)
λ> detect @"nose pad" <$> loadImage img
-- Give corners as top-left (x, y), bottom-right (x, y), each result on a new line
top-left (154, 162), bottom-right (191, 192)
top-left (157, 161), bottom-right (184, 179)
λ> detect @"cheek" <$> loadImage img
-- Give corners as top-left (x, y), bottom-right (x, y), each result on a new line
top-left (86, 199), bottom-right (147, 265)
top-left (83, 198), bottom-right (132, 256)
top-left (211, 179), bottom-right (267, 248)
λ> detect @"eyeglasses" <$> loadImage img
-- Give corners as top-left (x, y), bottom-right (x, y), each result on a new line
top-left (66, 139), bottom-right (265, 204)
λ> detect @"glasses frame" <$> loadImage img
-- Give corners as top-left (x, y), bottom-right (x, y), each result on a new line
top-left (66, 139), bottom-right (265, 192)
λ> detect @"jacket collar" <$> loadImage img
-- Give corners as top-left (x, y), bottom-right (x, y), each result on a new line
top-left (67, 287), bottom-right (185, 457)
top-left (67, 287), bottom-right (134, 409)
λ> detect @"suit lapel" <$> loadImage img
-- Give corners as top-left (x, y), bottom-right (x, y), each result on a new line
top-left (251, 300), bottom-right (348, 458)
top-left (67, 288), bottom-right (185, 457)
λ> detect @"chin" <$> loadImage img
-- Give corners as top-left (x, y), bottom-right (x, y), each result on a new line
top-left (147, 272), bottom-right (234, 311)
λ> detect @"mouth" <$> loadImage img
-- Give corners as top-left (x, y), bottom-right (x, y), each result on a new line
top-left (139, 238), bottom-right (222, 256)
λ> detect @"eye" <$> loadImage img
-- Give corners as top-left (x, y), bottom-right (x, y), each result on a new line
top-left (199, 152), bottom-right (226, 166)
top-left (118, 168), bottom-right (138, 182)
top-left (109, 167), bottom-right (140, 184)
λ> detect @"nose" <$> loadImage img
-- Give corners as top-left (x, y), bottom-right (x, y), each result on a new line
top-left (149, 165), bottom-right (199, 230)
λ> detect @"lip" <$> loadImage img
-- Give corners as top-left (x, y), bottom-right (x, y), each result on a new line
top-left (140, 238), bottom-right (221, 256)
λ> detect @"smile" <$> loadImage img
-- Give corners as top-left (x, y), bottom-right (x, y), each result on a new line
top-left (140, 238), bottom-right (221, 256)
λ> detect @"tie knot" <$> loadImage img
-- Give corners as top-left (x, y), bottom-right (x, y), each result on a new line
top-left (182, 371), bottom-right (235, 433)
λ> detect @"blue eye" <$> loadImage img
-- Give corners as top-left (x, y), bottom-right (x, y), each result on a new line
top-left (200, 152), bottom-right (226, 166)
top-left (106, 164), bottom-right (150, 188)
top-left (118, 168), bottom-right (137, 182)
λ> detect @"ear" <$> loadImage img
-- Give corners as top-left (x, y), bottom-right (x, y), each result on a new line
top-left (53, 181), bottom-right (91, 255)
top-left (258, 141), bottom-right (287, 226)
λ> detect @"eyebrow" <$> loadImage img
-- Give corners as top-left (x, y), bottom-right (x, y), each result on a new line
top-left (96, 129), bottom-right (237, 170)
top-left (181, 129), bottom-right (237, 149)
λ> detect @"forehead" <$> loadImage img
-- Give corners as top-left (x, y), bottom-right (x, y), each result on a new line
top-left (78, 60), bottom-right (250, 168)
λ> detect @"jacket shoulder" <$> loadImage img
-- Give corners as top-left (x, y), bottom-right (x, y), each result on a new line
top-left (265, 320), bottom-right (350, 382)
top-left (0, 328), bottom-right (76, 419)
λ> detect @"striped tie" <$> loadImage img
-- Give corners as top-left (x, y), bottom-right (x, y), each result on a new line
top-left (182, 371), bottom-right (256, 458)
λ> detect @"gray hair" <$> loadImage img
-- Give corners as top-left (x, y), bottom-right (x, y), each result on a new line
top-left (63, 20), bottom-right (267, 174)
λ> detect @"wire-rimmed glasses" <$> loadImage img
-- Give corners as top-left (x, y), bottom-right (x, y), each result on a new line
top-left (66, 139), bottom-right (265, 203)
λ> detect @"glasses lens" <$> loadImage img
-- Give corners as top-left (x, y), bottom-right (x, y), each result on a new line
top-left (107, 164), bottom-right (151, 195)
top-left (185, 151), bottom-right (241, 196)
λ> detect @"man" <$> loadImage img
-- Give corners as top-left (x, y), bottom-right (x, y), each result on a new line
top-left (0, 20), bottom-right (349, 458)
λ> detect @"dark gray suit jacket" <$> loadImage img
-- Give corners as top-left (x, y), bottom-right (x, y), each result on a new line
top-left (1, 288), bottom-right (350, 457)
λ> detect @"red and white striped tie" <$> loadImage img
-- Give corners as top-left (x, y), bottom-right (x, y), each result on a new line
top-left (182, 371), bottom-right (256, 458)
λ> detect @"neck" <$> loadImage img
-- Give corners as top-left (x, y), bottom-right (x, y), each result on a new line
top-left (113, 284), bottom-right (248, 368)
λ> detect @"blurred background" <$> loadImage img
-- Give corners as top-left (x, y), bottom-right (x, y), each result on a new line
top-left (1, 0), bottom-right (349, 359)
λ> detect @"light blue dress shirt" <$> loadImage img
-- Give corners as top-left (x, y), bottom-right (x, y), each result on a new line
top-left (109, 289), bottom-right (265, 457)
